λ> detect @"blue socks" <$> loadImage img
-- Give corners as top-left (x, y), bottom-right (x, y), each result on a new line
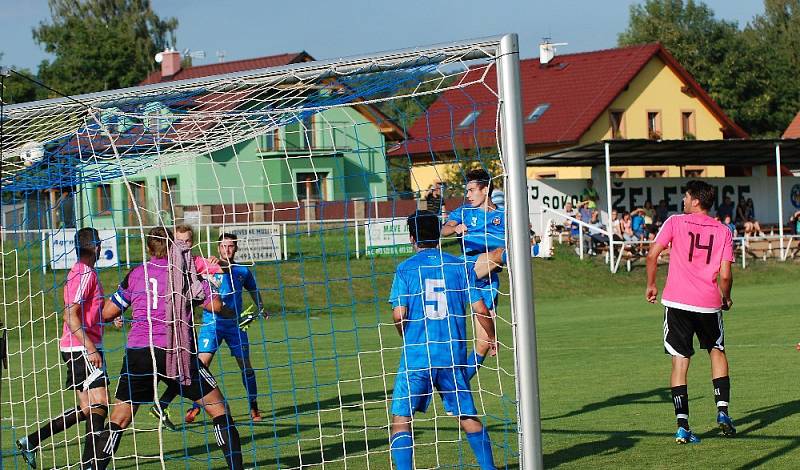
top-left (241, 366), bottom-right (259, 409)
top-left (466, 351), bottom-right (486, 380)
top-left (390, 431), bottom-right (413, 470)
top-left (466, 428), bottom-right (496, 470)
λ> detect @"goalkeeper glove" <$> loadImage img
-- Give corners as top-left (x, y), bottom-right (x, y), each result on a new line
top-left (239, 305), bottom-right (258, 331)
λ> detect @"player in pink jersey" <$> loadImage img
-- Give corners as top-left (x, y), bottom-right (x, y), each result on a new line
top-left (16, 228), bottom-right (112, 469)
top-left (646, 180), bottom-right (735, 444)
top-left (86, 227), bottom-right (243, 470)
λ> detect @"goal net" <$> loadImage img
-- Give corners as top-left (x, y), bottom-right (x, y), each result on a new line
top-left (1, 36), bottom-right (526, 469)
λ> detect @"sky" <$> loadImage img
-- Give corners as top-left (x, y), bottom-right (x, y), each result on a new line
top-left (0, 0), bottom-right (764, 72)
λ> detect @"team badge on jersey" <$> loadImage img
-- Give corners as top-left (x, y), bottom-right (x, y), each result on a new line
top-left (492, 217), bottom-right (501, 225)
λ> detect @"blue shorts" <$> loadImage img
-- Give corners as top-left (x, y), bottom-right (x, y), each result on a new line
top-left (466, 256), bottom-right (500, 310)
top-left (391, 367), bottom-right (477, 417)
top-left (197, 314), bottom-right (250, 358)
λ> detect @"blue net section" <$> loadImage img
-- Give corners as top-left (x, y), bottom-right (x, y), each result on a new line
top-left (1, 45), bottom-right (519, 469)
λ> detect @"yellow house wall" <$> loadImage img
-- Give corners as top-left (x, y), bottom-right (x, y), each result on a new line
top-left (416, 56), bottom-right (729, 187)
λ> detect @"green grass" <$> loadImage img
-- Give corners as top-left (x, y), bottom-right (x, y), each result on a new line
top-left (1, 234), bottom-right (799, 469)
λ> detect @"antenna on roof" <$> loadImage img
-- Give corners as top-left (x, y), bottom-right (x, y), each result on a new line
top-left (216, 50), bottom-right (227, 63)
top-left (540, 38), bottom-right (568, 65)
top-left (180, 49), bottom-right (207, 63)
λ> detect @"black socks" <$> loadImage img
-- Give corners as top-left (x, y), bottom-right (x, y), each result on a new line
top-left (27, 406), bottom-right (85, 449)
top-left (671, 384), bottom-right (689, 429)
top-left (713, 376), bottom-right (731, 414)
top-left (212, 414), bottom-right (243, 470)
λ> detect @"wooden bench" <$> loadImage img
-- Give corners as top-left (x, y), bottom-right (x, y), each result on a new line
top-left (744, 238), bottom-right (774, 260)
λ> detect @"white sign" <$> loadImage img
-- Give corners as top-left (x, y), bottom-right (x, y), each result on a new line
top-left (225, 224), bottom-right (282, 262)
top-left (49, 229), bottom-right (119, 270)
top-left (365, 218), bottom-right (413, 256)
top-left (528, 176), bottom-right (800, 234)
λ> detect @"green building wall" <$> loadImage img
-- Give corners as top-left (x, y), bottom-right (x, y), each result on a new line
top-left (81, 106), bottom-right (389, 229)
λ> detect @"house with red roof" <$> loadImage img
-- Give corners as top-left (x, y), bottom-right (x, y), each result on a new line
top-left (80, 50), bottom-right (406, 228)
top-left (783, 112), bottom-right (800, 139)
top-left (392, 42), bottom-right (747, 190)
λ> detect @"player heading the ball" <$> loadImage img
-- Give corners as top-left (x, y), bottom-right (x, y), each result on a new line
top-left (441, 168), bottom-right (504, 381)
top-left (646, 180), bottom-right (736, 444)
top-left (389, 210), bottom-right (497, 470)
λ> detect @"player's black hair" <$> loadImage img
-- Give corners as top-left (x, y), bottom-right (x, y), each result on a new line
top-left (465, 168), bottom-right (493, 196)
top-left (407, 210), bottom-right (440, 248)
top-left (218, 232), bottom-right (238, 245)
top-left (685, 180), bottom-right (715, 210)
top-left (75, 227), bottom-right (100, 258)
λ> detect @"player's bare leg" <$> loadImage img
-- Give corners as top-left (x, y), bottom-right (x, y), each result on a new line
top-left (473, 248), bottom-right (505, 280)
top-left (709, 348), bottom-right (735, 436)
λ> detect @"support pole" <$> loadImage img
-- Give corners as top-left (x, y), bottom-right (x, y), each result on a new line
top-left (497, 33), bottom-right (543, 470)
top-left (775, 144), bottom-right (785, 261)
top-left (604, 142), bottom-right (614, 272)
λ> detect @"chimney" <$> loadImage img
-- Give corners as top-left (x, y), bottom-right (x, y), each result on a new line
top-left (160, 49), bottom-right (181, 78)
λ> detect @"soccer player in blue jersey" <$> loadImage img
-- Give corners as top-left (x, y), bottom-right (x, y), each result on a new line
top-left (389, 210), bottom-right (497, 470)
top-left (441, 168), bottom-right (505, 380)
top-left (156, 232), bottom-right (265, 424)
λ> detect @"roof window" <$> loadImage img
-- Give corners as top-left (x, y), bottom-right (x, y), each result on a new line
top-left (526, 103), bottom-right (550, 123)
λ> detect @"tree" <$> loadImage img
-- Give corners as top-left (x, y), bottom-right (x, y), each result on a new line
top-left (0, 53), bottom-right (44, 104)
top-left (618, 0), bottom-right (800, 136)
top-left (744, 0), bottom-right (800, 135)
top-left (33, 0), bottom-right (178, 97)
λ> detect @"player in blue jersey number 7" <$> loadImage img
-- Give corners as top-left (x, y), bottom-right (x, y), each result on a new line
top-left (441, 168), bottom-right (504, 381)
top-left (389, 210), bottom-right (497, 470)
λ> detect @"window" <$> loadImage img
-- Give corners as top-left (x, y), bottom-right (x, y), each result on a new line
top-left (681, 111), bottom-right (696, 139)
top-left (160, 178), bottom-right (178, 214)
top-left (95, 184), bottom-right (112, 216)
top-left (526, 103), bottom-right (550, 123)
top-left (609, 111), bottom-right (624, 139)
top-left (296, 172), bottom-right (329, 201)
top-left (684, 168), bottom-right (704, 178)
top-left (644, 170), bottom-right (665, 178)
top-left (303, 115), bottom-right (315, 148)
top-left (458, 110), bottom-right (481, 128)
top-left (647, 111), bottom-right (661, 139)
top-left (260, 129), bottom-right (279, 151)
top-left (536, 173), bottom-right (556, 179)
top-left (610, 170), bottom-right (626, 179)
top-left (127, 181), bottom-right (147, 225)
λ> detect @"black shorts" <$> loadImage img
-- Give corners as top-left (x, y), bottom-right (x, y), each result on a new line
top-left (663, 306), bottom-right (724, 358)
top-left (61, 350), bottom-right (110, 391)
top-left (115, 347), bottom-right (219, 404)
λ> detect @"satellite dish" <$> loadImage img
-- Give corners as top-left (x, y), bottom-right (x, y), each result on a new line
top-left (155, 52), bottom-right (164, 64)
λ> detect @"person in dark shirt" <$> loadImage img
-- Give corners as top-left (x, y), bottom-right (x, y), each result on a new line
top-left (717, 196), bottom-right (735, 221)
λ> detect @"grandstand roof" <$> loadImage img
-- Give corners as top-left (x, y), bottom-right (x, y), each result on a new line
top-left (783, 112), bottom-right (800, 139)
top-left (526, 139), bottom-right (800, 168)
top-left (391, 43), bottom-right (747, 159)
top-left (140, 52), bottom-right (314, 84)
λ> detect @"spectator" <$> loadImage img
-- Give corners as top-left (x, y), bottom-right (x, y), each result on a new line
top-left (581, 179), bottom-right (600, 210)
top-left (424, 182), bottom-right (443, 215)
top-left (742, 198), bottom-right (764, 237)
top-left (631, 208), bottom-right (647, 239)
top-left (790, 210), bottom-right (800, 235)
top-left (621, 212), bottom-right (636, 242)
top-left (717, 196), bottom-right (735, 221)
top-left (570, 212), bottom-right (582, 244)
top-left (587, 210), bottom-right (608, 255)
top-left (563, 201), bottom-right (576, 218)
top-left (577, 200), bottom-right (593, 225)
top-left (735, 196), bottom-right (748, 227)
top-left (642, 200), bottom-right (656, 226)
top-left (610, 209), bottom-right (622, 238)
top-left (655, 199), bottom-right (670, 226)
top-left (724, 215), bottom-right (736, 237)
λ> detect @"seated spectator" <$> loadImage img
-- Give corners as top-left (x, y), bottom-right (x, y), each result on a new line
top-left (563, 201), bottom-right (576, 218)
top-left (587, 210), bottom-right (610, 256)
top-left (642, 200), bottom-right (655, 226)
top-left (621, 211), bottom-right (636, 242)
top-left (742, 198), bottom-right (764, 237)
top-left (717, 196), bottom-right (735, 221)
top-left (655, 199), bottom-right (670, 226)
top-left (790, 210), bottom-right (800, 235)
top-left (735, 196), bottom-right (748, 227)
top-left (577, 200), bottom-right (593, 224)
top-left (724, 215), bottom-right (736, 237)
top-left (610, 209), bottom-right (622, 239)
top-left (569, 212), bottom-right (582, 244)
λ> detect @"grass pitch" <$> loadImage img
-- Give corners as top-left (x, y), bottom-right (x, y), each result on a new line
top-left (2, 233), bottom-right (799, 469)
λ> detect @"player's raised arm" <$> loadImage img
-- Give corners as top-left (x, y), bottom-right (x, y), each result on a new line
top-left (441, 206), bottom-right (466, 237)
